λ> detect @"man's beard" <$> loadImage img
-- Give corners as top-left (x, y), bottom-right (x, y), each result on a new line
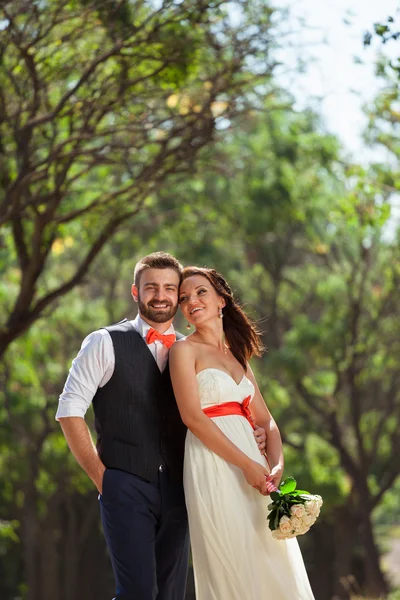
top-left (138, 297), bottom-right (178, 323)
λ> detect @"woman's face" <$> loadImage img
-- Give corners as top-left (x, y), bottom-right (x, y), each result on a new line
top-left (179, 274), bottom-right (225, 326)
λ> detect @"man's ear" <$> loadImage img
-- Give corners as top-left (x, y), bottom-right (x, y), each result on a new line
top-left (131, 284), bottom-right (139, 303)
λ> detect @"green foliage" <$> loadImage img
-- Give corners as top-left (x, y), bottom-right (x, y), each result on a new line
top-left (374, 478), bottom-right (400, 530)
top-left (0, 0), bottom-right (277, 360)
top-left (0, 6), bottom-right (399, 595)
top-left (147, 94), bottom-right (399, 595)
top-left (364, 15), bottom-right (400, 48)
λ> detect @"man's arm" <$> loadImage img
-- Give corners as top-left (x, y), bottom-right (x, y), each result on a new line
top-left (56, 330), bottom-right (114, 493)
top-left (59, 417), bottom-right (105, 493)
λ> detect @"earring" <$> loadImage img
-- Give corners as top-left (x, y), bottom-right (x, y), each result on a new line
top-left (186, 322), bottom-right (191, 330)
top-left (219, 306), bottom-right (223, 319)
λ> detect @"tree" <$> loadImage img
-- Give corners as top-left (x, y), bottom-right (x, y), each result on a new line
top-left (149, 104), bottom-right (400, 598)
top-left (364, 15), bottom-right (400, 50)
top-left (0, 0), bottom-right (276, 359)
top-left (223, 122), bottom-right (400, 597)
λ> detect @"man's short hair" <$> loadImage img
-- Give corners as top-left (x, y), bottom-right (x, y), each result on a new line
top-left (134, 252), bottom-right (183, 286)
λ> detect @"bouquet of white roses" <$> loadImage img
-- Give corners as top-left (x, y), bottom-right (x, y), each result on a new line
top-left (267, 476), bottom-right (323, 540)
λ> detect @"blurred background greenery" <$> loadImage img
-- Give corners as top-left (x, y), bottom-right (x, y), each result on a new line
top-left (0, 1), bottom-right (399, 599)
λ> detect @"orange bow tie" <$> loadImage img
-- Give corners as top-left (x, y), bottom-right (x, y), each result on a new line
top-left (146, 328), bottom-right (176, 349)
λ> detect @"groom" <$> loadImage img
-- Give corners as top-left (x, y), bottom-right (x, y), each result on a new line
top-left (56, 251), bottom-right (267, 600)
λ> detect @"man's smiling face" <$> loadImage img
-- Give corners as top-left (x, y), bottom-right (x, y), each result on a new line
top-left (131, 268), bottom-right (180, 325)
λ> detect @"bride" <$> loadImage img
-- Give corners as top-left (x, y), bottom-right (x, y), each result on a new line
top-left (170, 266), bottom-right (315, 600)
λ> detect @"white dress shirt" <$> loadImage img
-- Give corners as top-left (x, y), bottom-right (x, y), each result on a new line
top-left (55, 315), bottom-right (176, 420)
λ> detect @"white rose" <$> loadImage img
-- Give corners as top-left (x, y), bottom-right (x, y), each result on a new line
top-left (315, 495), bottom-right (323, 508)
top-left (279, 515), bottom-right (292, 534)
top-left (280, 515), bottom-right (290, 525)
top-left (272, 529), bottom-right (287, 540)
top-left (290, 504), bottom-right (306, 518)
top-left (304, 500), bottom-right (319, 516)
top-left (290, 516), bottom-right (302, 531)
top-left (280, 523), bottom-right (292, 535)
top-left (302, 514), bottom-right (314, 527)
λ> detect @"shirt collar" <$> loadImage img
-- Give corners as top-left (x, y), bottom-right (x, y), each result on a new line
top-left (132, 314), bottom-right (175, 340)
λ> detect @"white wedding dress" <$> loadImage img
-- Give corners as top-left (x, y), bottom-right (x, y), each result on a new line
top-left (184, 368), bottom-right (315, 600)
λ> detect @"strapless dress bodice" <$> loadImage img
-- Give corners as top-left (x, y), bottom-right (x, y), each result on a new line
top-left (196, 368), bottom-right (254, 409)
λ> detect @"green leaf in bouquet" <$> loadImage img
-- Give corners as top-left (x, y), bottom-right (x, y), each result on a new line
top-left (274, 510), bottom-right (281, 530)
top-left (287, 497), bottom-right (305, 505)
top-left (267, 508), bottom-right (278, 530)
top-left (290, 490), bottom-right (311, 496)
top-left (270, 491), bottom-right (281, 502)
top-left (267, 510), bottom-right (276, 523)
top-left (279, 477), bottom-right (297, 494)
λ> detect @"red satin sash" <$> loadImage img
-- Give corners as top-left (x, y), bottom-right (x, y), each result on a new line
top-left (202, 395), bottom-right (255, 429)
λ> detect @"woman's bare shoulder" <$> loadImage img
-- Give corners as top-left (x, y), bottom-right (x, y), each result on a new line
top-left (170, 336), bottom-right (197, 359)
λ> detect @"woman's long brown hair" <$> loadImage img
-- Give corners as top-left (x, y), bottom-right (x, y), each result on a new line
top-left (181, 267), bottom-right (264, 370)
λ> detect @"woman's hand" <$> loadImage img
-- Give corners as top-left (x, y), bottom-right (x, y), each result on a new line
top-left (242, 460), bottom-right (270, 495)
top-left (249, 417), bottom-right (267, 454)
top-left (267, 463), bottom-right (283, 490)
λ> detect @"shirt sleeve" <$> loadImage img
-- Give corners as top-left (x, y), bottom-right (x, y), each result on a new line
top-left (55, 329), bottom-right (114, 420)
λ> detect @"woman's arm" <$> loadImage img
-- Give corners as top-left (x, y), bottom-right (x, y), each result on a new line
top-left (246, 364), bottom-right (284, 488)
top-left (170, 341), bottom-right (270, 494)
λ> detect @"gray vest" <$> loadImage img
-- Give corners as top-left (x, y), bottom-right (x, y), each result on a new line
top-left (92, 320), bottom-right (186, 482)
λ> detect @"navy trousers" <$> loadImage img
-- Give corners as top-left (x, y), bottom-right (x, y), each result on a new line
top-left (99, 468), bottom-right (189, 600)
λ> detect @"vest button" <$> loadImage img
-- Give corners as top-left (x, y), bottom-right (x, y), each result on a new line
top-left (158, 465), bottom-right (164, 472)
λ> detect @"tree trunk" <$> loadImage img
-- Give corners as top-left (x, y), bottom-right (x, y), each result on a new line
top-left (63, 492), bottom-right (103, 600)
top-left (331, 506), bottom-right (359, 599)
top-left (305, 521), bottom-right (335, 600)
top-left (41, 497), bottom-right (61, 600)
top-left (360, 506), bottom-right (388, 598)
top-left (63, 494), bottom-right (79, 600)
top-left (21, 486), bottom-right (40, 600)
